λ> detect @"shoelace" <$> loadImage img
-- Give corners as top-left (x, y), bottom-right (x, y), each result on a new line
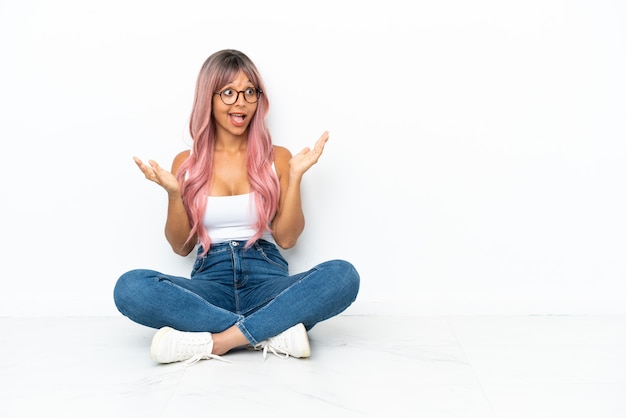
top-left (261, 344), bottom-right (289, 360)
top-left (257, 336), bottom-right (291, 360)
top-left (169, 337), bottom-right (233, 366)
top-left (184, 352), bottom-right (233, 366)
top-left (141, 352), bottom-right (233, 385)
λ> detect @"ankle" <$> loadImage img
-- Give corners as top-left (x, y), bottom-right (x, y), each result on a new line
top-left (210, 336), bottom-right (229, 356)
top-left (212, 325), bottom-right (250, 355)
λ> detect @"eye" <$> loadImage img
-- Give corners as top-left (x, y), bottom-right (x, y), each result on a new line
top-left (244, 87), bottom-right (256, 95)
top-left (222, 88), bottom-right (235, 97)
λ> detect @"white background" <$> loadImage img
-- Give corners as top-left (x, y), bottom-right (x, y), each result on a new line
top-left (1, 0), bottom-right (624, 316)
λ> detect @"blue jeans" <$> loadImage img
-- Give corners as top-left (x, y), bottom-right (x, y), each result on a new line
top-left (113, 240), bottom-right (360, 345)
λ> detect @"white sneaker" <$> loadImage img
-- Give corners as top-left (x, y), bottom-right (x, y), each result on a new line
top-left (150, 327), bottom-right (227, 365)
top-left (255, 323), bottom-right (311, 360)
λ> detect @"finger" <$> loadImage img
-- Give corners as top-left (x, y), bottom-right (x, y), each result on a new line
top-left (317, 131), bottom-right (329, 145)
top-left (133, 157), bottom-right (158, 180)
top-left (134, 156), bottom-right (156, 173)
top-left (133, 156), bottom-right (145, 168)
top-left (148, 160), bottom-right (167, 177)
top-left (295, 147), bottom-right (311, 158)
top-left (314, 131), bottom-right (329, 153)
top-left (133, 157), bottom-right (151, 175)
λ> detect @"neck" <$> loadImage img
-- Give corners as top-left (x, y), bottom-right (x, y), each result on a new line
top-left (214, 130), bottom-right (248, 153)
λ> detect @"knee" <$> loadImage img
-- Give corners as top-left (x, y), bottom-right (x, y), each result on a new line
top-left (325, 260), bottom-right (360, 300)
top-left (113, 271), bottom-right (132, 312)
top-left (113, 269), bottom-right (152, 312)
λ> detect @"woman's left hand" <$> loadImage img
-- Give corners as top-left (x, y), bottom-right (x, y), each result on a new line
top-left (289, 131), bottom-right (329, 179)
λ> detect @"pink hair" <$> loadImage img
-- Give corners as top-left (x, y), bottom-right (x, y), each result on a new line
top-left (176, 50), bottom-right (280, 255)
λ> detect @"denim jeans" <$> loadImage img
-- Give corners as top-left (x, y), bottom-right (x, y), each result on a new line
top-left (113, 239), bottom-right (360, 345)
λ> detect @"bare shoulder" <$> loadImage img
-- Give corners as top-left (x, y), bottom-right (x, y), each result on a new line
top-left (171, 149), bottom-right (191, 175)
top-left (274, 145), bottom-right (292, 160)
top-left (273, 145), bottom-right (292, 179)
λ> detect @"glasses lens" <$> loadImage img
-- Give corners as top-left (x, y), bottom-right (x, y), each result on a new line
top-left (244, 88), bottom-right (258, 103)
top-left (221, 89), bottom-right (236, 105)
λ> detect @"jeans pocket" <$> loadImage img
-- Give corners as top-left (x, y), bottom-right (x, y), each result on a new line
top-left (255, 240), bottom-right (289, 272)
top-left (191, 256), bottom-right (206, 276)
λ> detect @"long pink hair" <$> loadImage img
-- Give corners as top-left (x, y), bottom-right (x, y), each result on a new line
top-left (176, 49), bottom-right (280, 255)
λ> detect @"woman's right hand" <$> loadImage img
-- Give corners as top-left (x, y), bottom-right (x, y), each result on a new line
top-left (133, 156), bottom-right (180, 195)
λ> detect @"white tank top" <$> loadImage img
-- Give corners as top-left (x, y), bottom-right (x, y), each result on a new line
top-left (202, 193), bottom-right (274, 244)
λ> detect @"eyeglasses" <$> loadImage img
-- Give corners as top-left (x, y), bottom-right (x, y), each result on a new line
top-left (214, 87), bottom-right (262, 105)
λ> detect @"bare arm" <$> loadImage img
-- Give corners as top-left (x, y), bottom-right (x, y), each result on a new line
top-left (271, 131), bottom-right (329, 249)
top-left (133, 150), bottom-right (196, 256)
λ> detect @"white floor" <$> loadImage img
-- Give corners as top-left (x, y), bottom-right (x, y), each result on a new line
top-left (1, 315), bottom-right (625, 418)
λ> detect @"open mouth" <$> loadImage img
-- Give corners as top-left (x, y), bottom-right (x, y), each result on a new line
top-left (230, 113), bottom-right (246, 126)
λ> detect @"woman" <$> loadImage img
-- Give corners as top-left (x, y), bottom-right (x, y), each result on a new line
top-left (113, 49), bottom-right (360, 364)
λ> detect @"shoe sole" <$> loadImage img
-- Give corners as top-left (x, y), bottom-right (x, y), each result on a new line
top-left (150, 326), bottom-right (174, 363)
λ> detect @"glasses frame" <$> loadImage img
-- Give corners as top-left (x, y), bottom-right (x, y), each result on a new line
top-left (214, 87), bottom-right (263, 105)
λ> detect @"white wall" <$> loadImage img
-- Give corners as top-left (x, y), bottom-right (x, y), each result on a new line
top-left (1, 0), bottom-right (625, 316)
